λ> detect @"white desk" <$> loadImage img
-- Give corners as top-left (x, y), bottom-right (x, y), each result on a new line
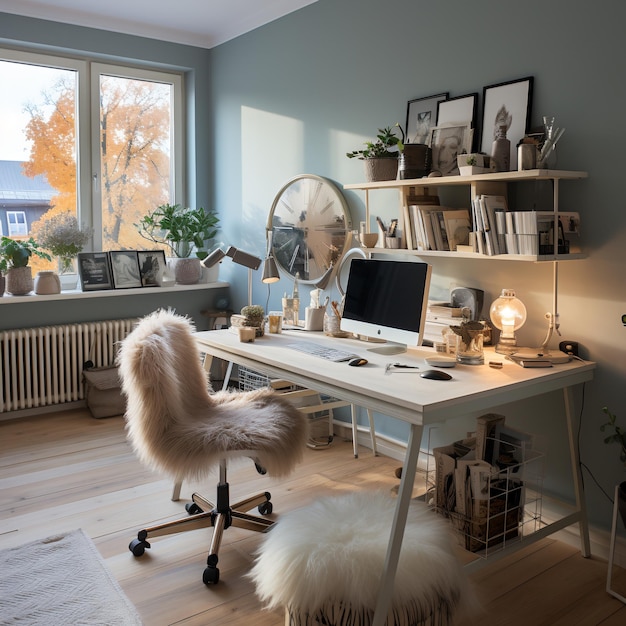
top-left (194, 328), bottom-right (595, 626)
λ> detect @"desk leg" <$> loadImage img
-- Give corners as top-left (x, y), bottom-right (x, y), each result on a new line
top-left (564, 385), bottom-right (591, 557)
top-left (372, 422), bottom-right (423, 626)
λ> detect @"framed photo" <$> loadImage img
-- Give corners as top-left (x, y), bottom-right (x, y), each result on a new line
top-left (437, 93), bottom-right (478, 149)
top-left (110, 250), bottom-right (142, 289)
top-left (480, 76), bottom-right (534, 171)
top-left (405, 92), bottom-right (448, 144)
top-left (137, 250), bottom-right (166, 287)
top-left (78, 252), bottom-right (113, 291)
top-left (429, 123), bottom-right (473, 176)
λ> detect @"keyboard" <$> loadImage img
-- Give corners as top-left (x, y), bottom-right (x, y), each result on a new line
top-left (285, 340), bottom-right (359, 362)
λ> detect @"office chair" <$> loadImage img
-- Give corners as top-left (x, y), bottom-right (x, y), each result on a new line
top-left (117, 309), bottom-right (309, 585)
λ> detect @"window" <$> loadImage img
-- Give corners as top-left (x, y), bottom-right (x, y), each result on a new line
top-left (0, 49), bottom-right (183, 266)
top-left (7, 211), bottom-right (27, 237)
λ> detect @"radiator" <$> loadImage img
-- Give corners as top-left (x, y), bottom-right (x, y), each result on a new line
top-left (0, 318), bottom-right (138, 413)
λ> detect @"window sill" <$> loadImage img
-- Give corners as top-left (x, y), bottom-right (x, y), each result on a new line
top-left (0, 281), bottom-right (229, 304)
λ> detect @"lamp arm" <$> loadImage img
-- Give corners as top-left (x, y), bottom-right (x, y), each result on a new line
top-left (538, 312), bottom-right (561, 354)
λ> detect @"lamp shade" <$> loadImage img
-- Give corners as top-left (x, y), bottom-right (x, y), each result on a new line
top-left (262, 255), bottom-right (280, 283)
top-left (489, 289), bottom-right (527, 354)
top-left (201, 247), bottom-right (226, 268)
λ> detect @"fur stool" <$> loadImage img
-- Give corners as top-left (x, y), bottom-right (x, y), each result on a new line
top-left (249, 491), bottom-right (471, 626)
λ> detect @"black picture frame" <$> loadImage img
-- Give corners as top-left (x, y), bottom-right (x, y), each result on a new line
top-left (436, 93), bottom-right (478, 150)
top-left (405, 93), bottom-right (448, 144)
top-left (480, 76), bottom-right (534, 171)
top-left (137, 250), bottom-right (166, 287)
top-left (78, 252), bottom-right (113, 291)
top-left (110, 250), bottom-right (142, 289)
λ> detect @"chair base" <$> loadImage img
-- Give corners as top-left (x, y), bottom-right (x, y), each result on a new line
top-left (129, 471), bottom-right (273, 586)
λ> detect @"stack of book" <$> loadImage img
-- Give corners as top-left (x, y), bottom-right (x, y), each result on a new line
top-left (407, 205), bottom-right (472, 252)
top-left (470, 193), bottom-right (581, 257)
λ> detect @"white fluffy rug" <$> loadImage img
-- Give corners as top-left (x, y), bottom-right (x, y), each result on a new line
top-left (0, 529), bottom-right (142, 625)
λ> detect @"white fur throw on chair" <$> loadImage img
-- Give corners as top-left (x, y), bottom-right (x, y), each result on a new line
top-left (117, 309), bottom-right (309, 481)
top-left (250, 491), bottom-right (474, 626)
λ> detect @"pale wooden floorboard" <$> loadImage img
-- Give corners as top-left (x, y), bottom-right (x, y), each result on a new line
top-left (1, 408), bottom-right (626, 625)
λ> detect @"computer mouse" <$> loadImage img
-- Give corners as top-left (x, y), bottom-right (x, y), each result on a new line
top-left (420, 369), bottom-right (452, 380)
top-left (348, 357), bottom-right (368, 367)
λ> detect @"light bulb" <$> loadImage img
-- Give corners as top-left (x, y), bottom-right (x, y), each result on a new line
top-left (489, 289), bottom-right (527, 354)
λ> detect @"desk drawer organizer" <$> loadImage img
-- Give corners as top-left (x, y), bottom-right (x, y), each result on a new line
top-left (426, 415), bottom-right (545, 557)
top-left (238, 366), bottom-right (339, 448)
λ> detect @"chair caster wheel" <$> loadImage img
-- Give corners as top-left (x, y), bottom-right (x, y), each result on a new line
top-left (203, 566), bottom-right (219, 585)
top-left (186, 502), bottom-right (203, 515)
top-left (129, 538), bottom-right (150, 557)
top-left (258, 501), bottom-right (273, 515)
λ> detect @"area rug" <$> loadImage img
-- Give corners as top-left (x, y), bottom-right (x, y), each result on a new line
top-left (0, 529), bottom-right (142, 625)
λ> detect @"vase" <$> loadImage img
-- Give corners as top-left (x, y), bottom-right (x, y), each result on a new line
top-left (34, 271), bottom-right (61, 295)
top-left (57, 256), bottom-right (79, 291)
top-left (398, 144), bottom-right (431, 180)
top-left (5, 266), bottom-right (33, 295)
top-left (0, 274), bottom-right (4, 296)
top-left (491, 125), bottom-right (511, 172)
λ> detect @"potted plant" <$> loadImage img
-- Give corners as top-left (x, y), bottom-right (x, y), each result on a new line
top-left (136, 204), bottom-right (219, 284)
top-left (31, 212), bottom-right (93, 290)
top-left (346, 125), bottom-right (404, 182)
top-left (0, 237), bottom-right (52, 296)
top-left (457, 153), bottom-right (489, 176)
top-left (600, 407), bottom-right (626, 527)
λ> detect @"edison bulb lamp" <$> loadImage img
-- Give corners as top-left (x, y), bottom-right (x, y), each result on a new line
top-left (489, 289), bottom-right (527, 354)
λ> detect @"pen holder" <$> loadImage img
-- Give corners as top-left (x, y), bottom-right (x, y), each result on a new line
top-left (305, 306), bottom-right (325, 331)
top-left (282, 297), bottom-right (300, 326)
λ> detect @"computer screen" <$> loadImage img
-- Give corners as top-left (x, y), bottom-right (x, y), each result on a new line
top-left (340, 258), bottom-right (432, 354)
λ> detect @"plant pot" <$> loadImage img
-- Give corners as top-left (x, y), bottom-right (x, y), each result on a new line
top-left (0, 274), bottom-right (5, 296)
top-left (363, 158), bottom-right (398, 182)
top-left (5, 266), bottom-right (33, 295)
top-left (398, 144), bottom-right (431, 180)
top-left (34, 271), bottom-right (61, 295)
top-left (168, 257), bottom-right (201, 285)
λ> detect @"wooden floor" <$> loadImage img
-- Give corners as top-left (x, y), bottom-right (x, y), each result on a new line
top-left (2, 408), bottom-right (626, 625)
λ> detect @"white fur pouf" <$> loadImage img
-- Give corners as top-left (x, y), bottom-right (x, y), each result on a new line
top-left (249, 491), bottom-right (472, 626)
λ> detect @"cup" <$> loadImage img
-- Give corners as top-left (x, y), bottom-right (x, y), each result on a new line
top-left (456, 330), bottom-right (484, 365)
top-left (268, 311), bottom-right (283, 334)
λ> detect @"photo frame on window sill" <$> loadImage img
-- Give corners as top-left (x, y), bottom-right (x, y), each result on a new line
top-left (110, 250), bottom-right (142, 289)
top-left (480, 76), bottom-right (534, 171)
top-left (405, 92), bottom-right (448, 145)
top-left (78, 252), bottom-right (113, 291)
top-left (428, 123), bottom-right (473, 176)
top-left (137, 250), bottom-right (166, 287)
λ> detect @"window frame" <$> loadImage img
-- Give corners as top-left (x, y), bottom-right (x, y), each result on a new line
top-left (0, 47), bottom-right (185, 252)
top-left (7, 211), bottom-right (28, 237)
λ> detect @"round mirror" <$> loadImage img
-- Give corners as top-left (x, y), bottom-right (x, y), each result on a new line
top-left (267, 174), bottom-right (352, 283)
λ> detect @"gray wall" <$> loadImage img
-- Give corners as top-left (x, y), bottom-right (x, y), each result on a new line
top-left (1, 0), bottom-right (624, 530)
top-left (209, 0), bottom-right (626, 530)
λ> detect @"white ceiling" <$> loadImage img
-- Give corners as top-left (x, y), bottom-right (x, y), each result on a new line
top-left (0, 0), bottom-right (317, 48)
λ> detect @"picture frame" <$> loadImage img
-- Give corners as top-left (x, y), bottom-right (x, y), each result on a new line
top-left (137, 250), bottom-right (166, 287)
top-left (437, 93), bottom-right (478, 150)
top-left (109, 250), bottom-right (142, 289)
top-left (480, 76), bottom-right (534, 171)
top-left (78, 252), bottom-right (113, 291)
top-left (428, 123), bottom-right (473, 176)
top-left (405, 92), bottom-right (448, 145)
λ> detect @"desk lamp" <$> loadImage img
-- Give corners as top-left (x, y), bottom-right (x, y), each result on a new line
top-left (489, 289), bottom-right (527, 354)
top-left (203, 246), bottom-right (262, 306)
top-left (261, 231), bottom-right (280, 284)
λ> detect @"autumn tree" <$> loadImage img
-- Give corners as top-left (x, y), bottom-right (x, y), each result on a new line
top-left (25, 73), bottom-right (171, 253)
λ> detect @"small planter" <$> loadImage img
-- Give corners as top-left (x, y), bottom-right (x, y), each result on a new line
top-left (364, 158), bottom-right (398, 182)
top-left (5, 266), bottom-right (33, 295)
top-left (168, 257), bottom-right (201, 285)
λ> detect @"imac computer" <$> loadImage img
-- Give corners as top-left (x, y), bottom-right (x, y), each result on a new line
top-left (340, 258), bottom-right (432, 355)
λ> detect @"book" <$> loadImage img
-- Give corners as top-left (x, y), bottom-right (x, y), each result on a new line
top-left (443, 209), bottom-right (471, 252)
